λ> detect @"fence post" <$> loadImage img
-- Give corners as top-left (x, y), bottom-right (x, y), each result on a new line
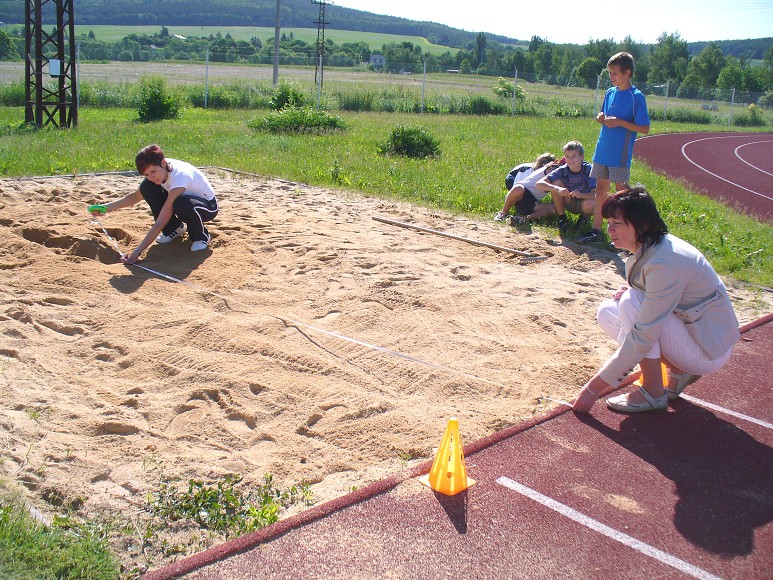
top-left (204, 49), bottom-right (209, 108)
top-left (729, 87), bottom-right (735, 125)
top-left (511, 66), bottom-right (518, 116)
top-left (421, 59), bottom-right (427, 113)
top-left (316, 53), bottom-right (322, 109)
top-left (594, 71), bottom-right (602, 114)
top-left (76, 42), bottom-right (80, 109)
top-left (664, 79), bottom-right (669, 117)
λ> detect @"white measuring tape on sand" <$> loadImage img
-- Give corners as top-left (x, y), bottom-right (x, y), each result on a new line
top-left (90, 218), bottom-right (509, 389)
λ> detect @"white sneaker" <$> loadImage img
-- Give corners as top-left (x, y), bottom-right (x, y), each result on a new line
top-left (156, 225), bottom-right (185, 244)
top-left (191, 240), bottom-right (209, 252)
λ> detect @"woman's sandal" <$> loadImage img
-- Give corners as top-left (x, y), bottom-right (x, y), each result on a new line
top-left (666, 372), bottom-right (701, 400)
top-left (607, 386), bottom-right (668, 413)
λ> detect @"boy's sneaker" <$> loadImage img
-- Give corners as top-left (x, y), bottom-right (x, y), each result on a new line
top-left (191, 240), bottom-right (209, 252)
top-left (507, 214), bottom-right (529, 226)
top-left (577, 228), bottom-right (603, 244)
top-left (575, 215), bottom-right (591, 230)
top-left (494, 211), bottom-right (507, 221)
top-left (556, 215), bottom-right (569, 233)
top-left (157, 225), bottom-right (185, 244)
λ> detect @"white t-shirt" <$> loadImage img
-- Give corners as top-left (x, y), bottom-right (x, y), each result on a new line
top-left (161, 159), bottom-right (216, 201)
top-left (518, 166), bottom-right (550, 191)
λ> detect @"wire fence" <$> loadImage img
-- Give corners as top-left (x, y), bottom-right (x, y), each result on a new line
top-left (1, 44), bottom-right (770, 126)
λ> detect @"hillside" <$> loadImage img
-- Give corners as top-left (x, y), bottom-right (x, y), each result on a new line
top-left (1, 1), bottom-right (769, 58)
top-left (0, 0), bottom-right (516, 49)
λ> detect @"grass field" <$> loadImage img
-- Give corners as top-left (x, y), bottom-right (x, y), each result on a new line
top-left (75, 25), bottom-right (463, 57)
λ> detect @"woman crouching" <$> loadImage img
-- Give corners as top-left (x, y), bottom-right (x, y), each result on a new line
top-left (573, 186), bottom-right (740, 414)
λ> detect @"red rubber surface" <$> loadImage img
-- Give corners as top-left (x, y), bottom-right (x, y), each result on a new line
top-left (634, 132), bottom-right (773, 222)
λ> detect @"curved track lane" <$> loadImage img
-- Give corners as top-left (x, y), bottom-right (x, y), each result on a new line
top-left (635, 132), bottom-right (773, 222)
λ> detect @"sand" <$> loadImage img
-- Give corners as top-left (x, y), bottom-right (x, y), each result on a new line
top-left (0, 169), bottom-right (766, 573)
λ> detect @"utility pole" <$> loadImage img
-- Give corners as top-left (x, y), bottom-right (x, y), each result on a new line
top-left (25, 0), bottom-right (77, 128)
top-left (272, 0), bottom-right (280, 86)
top-left (311, 0), bottom-right (331, 88)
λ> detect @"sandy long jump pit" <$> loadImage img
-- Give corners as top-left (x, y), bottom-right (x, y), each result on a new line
top-left (0, 169), bottom-right (765, 568)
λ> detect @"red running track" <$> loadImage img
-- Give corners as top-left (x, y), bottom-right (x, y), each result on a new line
top-left (634, 132), bottom-right (773, 222)
top-left (145, 316), bottom-right (773, 580)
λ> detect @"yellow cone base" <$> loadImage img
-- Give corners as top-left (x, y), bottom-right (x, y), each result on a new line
top-left (419, 473), bottom-right (475, 496)
top-left (420, 417), bottom-right (476, 496)
top-left (634, 362), bottom-right (669, 387)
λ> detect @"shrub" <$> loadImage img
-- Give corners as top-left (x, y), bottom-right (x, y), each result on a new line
top-left (492, 77), bottom-right (526, 101)
top-left (337, 91), bottom-right (375, 112)
top-left (0, 80), bottom-right (25, 106)
top-left (137, 76), bottom-right (181, 122)
top-left (270, 80), bottom-right (306, 110)
top-left (648, 107), bottom-right (713, 124)
top-left (378, 125), bottom-right (440, 158)
top-left (732, 104), bottom-right (767, 127)
top-left (79, 80), bottom-right (135, 108)
top-left (464, 95), bottom-right (507, 116)
top-left (248, 106), bottom-right (346, 133)
top-left (758, 90), bottom-right (773, 109)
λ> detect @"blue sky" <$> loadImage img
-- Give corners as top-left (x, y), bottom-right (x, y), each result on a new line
top-left (333, 1), bottom-right (773, 45)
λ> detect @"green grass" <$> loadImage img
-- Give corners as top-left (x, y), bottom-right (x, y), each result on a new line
top-left (0, 500), bottom-right (120, 579)
top-left (0, 105), bottom-right (770, 287)
top-left (77, 25), bottom-right (458, 56)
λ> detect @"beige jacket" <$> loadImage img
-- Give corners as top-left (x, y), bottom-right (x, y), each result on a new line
top-left (598, 234), bottom-right (740, 386)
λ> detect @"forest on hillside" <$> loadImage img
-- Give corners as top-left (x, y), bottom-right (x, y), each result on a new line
top-left (0, 0), bottom-right (510, 48)
top-left (1, 0), bottom-right (770, 58)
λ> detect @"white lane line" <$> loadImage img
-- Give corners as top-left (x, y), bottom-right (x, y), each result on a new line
top-left (734, 141), bottom-right (773, 177)
top-left (680, 394), bottom-right (773, 430)
top-left (681, 137), bottom-right (773, 201)
top-left (496, 477), bottom-right (721, 580)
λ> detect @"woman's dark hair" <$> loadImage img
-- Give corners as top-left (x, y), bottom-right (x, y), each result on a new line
top-left (601, 186), bottom-right (668, 248)
top-left (135, 144), bottom-right (166, 174)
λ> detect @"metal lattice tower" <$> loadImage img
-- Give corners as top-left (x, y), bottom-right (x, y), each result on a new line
top-left (312, 0), bottom-right (331, 88)
top-left (25, 0), bottom-right (77, 128)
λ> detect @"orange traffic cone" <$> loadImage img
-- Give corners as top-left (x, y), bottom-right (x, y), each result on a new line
top-left (419, 417), bottom-right (475, 495)
top-left (634, 362), bottom-right (669, 387)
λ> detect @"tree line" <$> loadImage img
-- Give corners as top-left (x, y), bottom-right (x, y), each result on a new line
top-left (1, 0), bottom-right (770, 56)
top-left (1, 21), bottom-right (771, 102)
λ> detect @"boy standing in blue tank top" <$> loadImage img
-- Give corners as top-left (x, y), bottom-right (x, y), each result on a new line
top-left (579, 52), bottom-right (650, 244)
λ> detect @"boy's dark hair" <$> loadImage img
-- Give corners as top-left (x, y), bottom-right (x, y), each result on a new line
top-left (601, 185), bottom-right (668, 248)
top-left (607, 52), bottom-right (635, 75)
top-left (135, 144), bottom-right (166, 174)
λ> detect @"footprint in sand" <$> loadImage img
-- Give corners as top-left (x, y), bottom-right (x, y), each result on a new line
top-left (451, 266), bottom-right (472, 281)
top-left (315, 310), bottom-right (341, 324)
top-left (95, 421), bottom-right (140, 436)
top-left (92, 340), bottom-right (128, 362)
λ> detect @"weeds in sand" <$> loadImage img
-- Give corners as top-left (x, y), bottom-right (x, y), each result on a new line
top-left (147, 473), bottom-right (313, 537)
top-left (397, 450), bottom-right (417, 469)
top-left (142, 453), bottom-right (163, 471)
top-left (0, 500), bottom-right (120, 579)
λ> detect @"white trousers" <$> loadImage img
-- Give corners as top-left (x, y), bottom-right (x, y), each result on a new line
top-left (597, 288), bottom-right (732, 376)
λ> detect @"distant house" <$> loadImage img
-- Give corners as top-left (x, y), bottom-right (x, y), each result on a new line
top-left (369, 54), bottom-right (385, 69)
